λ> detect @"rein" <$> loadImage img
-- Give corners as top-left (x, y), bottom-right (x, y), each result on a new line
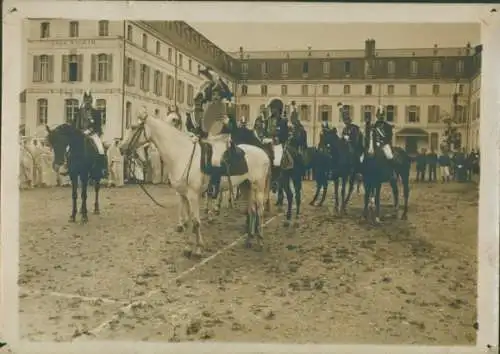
top-left (125, 121), bottom-right (170, 209)
top-left (125, 119), bottom-right (198, 209)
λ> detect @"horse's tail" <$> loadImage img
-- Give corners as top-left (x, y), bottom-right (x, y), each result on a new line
top-left (264, 159), bottom-right (273, 214)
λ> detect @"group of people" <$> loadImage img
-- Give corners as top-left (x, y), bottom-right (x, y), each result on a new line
top-left (414, 148), bottom-right (480, 183)
top-left (19, 135), bottom-right (174, 189)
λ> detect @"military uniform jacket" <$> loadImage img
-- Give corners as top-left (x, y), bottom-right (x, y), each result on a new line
top-left (75, 107), bottom-right (103, 136)
top-left (341, 123), bottom-right (361, 142)
top-left (373, 120), bottom-right (393, 146)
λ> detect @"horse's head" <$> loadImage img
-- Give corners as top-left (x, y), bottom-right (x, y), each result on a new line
top-left (119, 107), bottom-right (151, 157)
top-left (45, 124), bottom-right (72, 173)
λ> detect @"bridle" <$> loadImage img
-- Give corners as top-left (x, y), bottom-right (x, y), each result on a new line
top-left (122, 116), bottom-right (171, 209)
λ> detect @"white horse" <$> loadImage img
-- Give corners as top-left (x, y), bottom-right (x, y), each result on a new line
top-left (164, 111), bottom-right (237, 215)
top-left (119, 108), bottom-right (272, 257)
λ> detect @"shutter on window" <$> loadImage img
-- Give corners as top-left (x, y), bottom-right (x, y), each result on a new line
top-left (61, 55), bottom-right (68, 82)
top-left (393, 105), bottom-right (398, 123)
top-left (146, 66), bottom-right (150, 91)
top-left (405, 106), bottom-right (409, 123)
top-left (107, 54), bottom-right (113, 82)
top-left (131, 60), bottom-right (136, 86)
top-left (160, 73), bottom-right (164, 96)
top-left (427, 105), bottom-right (432, 123)
top-left (33, 56), bottom-right (40, 82)
top-left (416, 106), bottom-right (421, 122)
top-left (48, 55), bottom-right (54, 82)
top-left (77, 54), bottom-right (83, 82)
top-left (90, 54), bottom-right (97, 82)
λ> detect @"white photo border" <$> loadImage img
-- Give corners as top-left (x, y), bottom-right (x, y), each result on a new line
top-left (2, 1), bottom-right (499, 353)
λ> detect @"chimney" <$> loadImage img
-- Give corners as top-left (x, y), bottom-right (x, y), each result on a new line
top-left (239, 46), bottom-right (244, 59)
top-left (465, 42), bottom-right (471, 55)
top-left (364, 39), bottom-right (371, 58)
top-left (365, 39), bottom-right (376, 58)
top-left (433, 44), bottom-right (438, 55)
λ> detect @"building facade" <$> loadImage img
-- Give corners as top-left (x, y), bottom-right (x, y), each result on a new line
top-left (22, 19), bottom-right (237, 141)
top-left (233, 40), bottom-right (482, 153)
top-left (21, 20), bottom-right (481, 153)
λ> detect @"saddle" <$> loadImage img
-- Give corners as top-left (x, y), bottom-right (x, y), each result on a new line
top-left (199, 135), bottom-right (248, 177)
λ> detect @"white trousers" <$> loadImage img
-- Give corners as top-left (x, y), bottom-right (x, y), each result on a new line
top-left (83, 130), bottom-right (105, 155)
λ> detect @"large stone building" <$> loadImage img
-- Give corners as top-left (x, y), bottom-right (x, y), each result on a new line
top-left (21, 19), bottom-right (237, 141)
top-left (232, 40), bottom-right (482, 153)
top-left (21, 20), bottom-right (481, 153)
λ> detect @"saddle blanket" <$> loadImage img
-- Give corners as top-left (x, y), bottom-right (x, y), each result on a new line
top-left (88, 133), bottom-right (105, 155)
top-left (273, 144), bottom-right (283, 167)
top-left (205, 135), bottom-right (231, 167)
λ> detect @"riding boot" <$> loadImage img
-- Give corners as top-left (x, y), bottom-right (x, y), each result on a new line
top-left (100, 154), bottom-right (108, 177)
top-left (209, 171), bottom-right (221, 199)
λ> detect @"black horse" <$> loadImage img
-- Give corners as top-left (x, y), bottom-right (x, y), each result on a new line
top-left (45, 123), bottom-right (104, 223)
top-left (309, 129), bottom-right (359, 214)
top-left (278, 121), bottom-right (308, 226)
top-left (361, 125), bottom-right (411, 223)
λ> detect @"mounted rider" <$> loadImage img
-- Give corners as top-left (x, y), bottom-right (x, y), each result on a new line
top-left (192, 66), bottom-right (242, 199)
top-left (60, 90), bottom-right (107, 176)
top-left (372, 105), bottom-right (395, 162)
top-left (253, 112), bottom-right (266, 141)
top-left (319, 115), bottom-right (337, 152)
top-left (339, 102), bottom-right (363, 163)
top-left (287, 101), bottom-right (307, 154)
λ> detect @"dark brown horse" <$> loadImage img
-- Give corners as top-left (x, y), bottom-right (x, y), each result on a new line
top-left (45, 123), bottom-right (104, 223)
top-left (361, 123), bottom-right (411, 223)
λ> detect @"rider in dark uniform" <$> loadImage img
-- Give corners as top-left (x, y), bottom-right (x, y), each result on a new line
top-left (61, 91), bottom-right (107, 176)
top-left (194, 66), bottom-right (233, 124)
top-left (339, 103), bottom-right (363, 163)
top-left (372, 105), bottom-right (395, 162)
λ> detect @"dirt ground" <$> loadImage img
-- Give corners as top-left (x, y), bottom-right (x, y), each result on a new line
top-left (17, 180), bottom-right (478, 345)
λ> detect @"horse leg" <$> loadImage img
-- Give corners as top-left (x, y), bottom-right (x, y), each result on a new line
top-left (374, 184), bottom-right (382, 224)
top-left (310, 178), bottom-right (321, 206)
top-left (282, 175), bottom-right (293, 227)
top-left (69, 175), bottom-right (78, 223)
top-left (389, 176), bottom-right (399, 219)
top-left (93, 179), bottom-right (101, 214)
top-left (342, 172), bottom-right (356, 213)
top-left (245, 185), bottom-right (257, 248)
top-left (188, 191), bottom-right (204, 258)
top-left (80, 175), bottom-right (89, 224)
top-left (318, 176), bottom-right (328, 207)
top-left (362, 182), bottom-right (370, 220)
top-left (340, 176), bottom-right (348, 215)
top-left (333, 177), bottom-right (340, 215)
top-left (276, 184), bottom-right (284, 207)
top-left (292, 174), bottom-right (302, 227)
top-left (254, 183), bottom-right (266, 251)
top-left (401, 171), bottom-right (410, 220)
top-left (176, 194), bottom-right (189, 232)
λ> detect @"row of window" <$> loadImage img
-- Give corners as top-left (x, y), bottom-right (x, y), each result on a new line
top-left (39, 21), bottom-right (202, 75)
top-left (33, 54), bottom-right (113, 83)
top-left (238, 103), bottom-right (471, 124)
top-left (40, 21), bottom-right (109, 38)
top-left (245, 83), bottom-right (466, 97)
top-left (124, 58), bottom-right (195, 105)
top-left (126, 25), bottom-right (200, 74)
top-left (242, 58), bottom-right (465, 77)
top-left (36, 98), bottom-right (107, 126)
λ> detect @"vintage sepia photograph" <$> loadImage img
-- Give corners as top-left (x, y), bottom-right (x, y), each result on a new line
top-left (13, 18), bottom-right (486, 346)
